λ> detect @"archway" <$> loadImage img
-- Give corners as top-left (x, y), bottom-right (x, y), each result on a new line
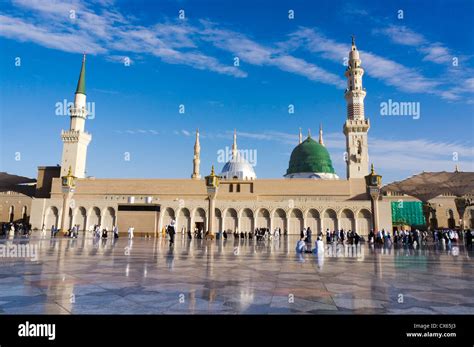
top-left (75, 207), bottom-right (87, 231)
top-left (88, 207), bottom-right (101, 228)
top-left (447, 209), bottom-right (455, 229)
top-left (193, 207), bottom-right (206, 232)
top-left (289, 208), bottom-right (304, 234)
top-left (9, 206), bottom-right (14, 222)
top-left (214, 209), bottom-right (222, 232)
top-left (240, 208), bottom-right (254, 232)
top-left (68, 207), bottom-right (73, 229)
top-left (162, 207), bottom-right (175, 227)
top-left (224, 208), bottom-right (237, 232)
top-left (102, 207), bottom-right (116, 229)
top-left (470, 208), bottom-right (474, 229)
top-left (357, 209), bottom-right (372, 235)
top-left (256, 208), bottom-right (270, 229)
top-left (339, 209), bottom-right (355, 231)
top-left (323, 209), bottom-right (337, 232)
top-left (22, 206), bottom-right (28, 222)
top-left (45, 206), bottom-right (59, 229)
top-left (178, 208), bottom-right (191, 233)
top-left (306, 209), bottom-right (320, 234)
top-left (273, 208), bottom-right (287, 233)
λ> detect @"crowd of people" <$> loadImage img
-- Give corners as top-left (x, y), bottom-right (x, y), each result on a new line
top-left (0, 222), bottom-right (31, 238)
top-left (323, 228), bottom-right (362, 245)
top-left (2, 218), bottom-right (474, 252)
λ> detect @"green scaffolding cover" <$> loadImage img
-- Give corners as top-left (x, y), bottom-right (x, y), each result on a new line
top-left (391, 201), bottom-right (426, 226)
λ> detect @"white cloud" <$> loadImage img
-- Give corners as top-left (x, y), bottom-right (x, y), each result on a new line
top-left (420, 44), bottom-right (451, 64)
top-left (374, 25), bottom-right (454, 65)
top-left (200, 21), bottom-right (344, 87)
top-left (373, 25), bottom-right (425, 46)
top-left (1, 1), bottom-right (247, 78)
top-left (0, 14), bottom-right (106, 54)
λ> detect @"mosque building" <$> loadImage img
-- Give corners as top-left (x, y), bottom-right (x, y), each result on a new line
top-left (1, 38), bottom-right (471, 236)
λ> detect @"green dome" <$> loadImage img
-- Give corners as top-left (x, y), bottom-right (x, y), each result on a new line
top-left (286, 137), bottom-right (336, 175)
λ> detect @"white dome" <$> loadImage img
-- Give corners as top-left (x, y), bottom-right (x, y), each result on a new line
top-left (220, 153), bottom-right (256, 180)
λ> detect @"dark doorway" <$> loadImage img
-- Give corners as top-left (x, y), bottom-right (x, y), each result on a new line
top-left (195, 222), bottom-right (204, 232)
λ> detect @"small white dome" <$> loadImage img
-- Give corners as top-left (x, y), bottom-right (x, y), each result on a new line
top-left (220, 153), bottom-right (256, 180)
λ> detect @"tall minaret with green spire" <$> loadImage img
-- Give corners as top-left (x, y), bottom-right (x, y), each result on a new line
top-left (60, 54), bottom-right (92, 178)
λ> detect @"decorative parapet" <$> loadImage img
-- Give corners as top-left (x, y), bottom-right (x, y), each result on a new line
top-left (343, 118), bottom-right (370, 134)
top-left (61, 130), bottom-right (91, 142)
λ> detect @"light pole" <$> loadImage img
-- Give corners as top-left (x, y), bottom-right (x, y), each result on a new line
top-left (60, 166), bottom-right (76, 235)
top-left (205, 165), bottom-right (220, 239)
top-left (365, 164), bottom-right (382, 232)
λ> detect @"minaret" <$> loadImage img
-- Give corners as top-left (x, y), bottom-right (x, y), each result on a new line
top-left (308, 128), bottom-right (311, 138)
top-left (298, 128), bottom-right (302, 144)
top-left (319, 123), bottom-right (324, 146)
top-left (343, 36), bottom-right (370, 179)
top-left (60, 54), bottom-right (92, 178)
top-left (191, 128), bottom-right (201, 179)
top-left (232, 129), bottom-right (238, 159)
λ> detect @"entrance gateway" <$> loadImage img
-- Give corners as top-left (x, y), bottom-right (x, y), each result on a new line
top-left (117, 204), bottom-right (160, 236)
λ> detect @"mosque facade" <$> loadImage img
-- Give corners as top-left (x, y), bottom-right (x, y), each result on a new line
top-left (3, 39), bottom-right (468, 236)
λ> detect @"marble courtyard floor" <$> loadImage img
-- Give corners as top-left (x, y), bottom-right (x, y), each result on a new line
top-left (0, 235), bottom-right (473, 314)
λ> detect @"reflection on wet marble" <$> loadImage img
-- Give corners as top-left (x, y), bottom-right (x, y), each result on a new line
top-left (0, 235), bottom-right (473, 314)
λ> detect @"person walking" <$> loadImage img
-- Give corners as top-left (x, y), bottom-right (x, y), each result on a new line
top-left (306, 227), bottom-right (312, 245)
top-left (168, 220), bottom-right (176, 246)
top-left (113, 225), bottom-right (119, 239)
top-left (128, 226), bottom-right (134, 239)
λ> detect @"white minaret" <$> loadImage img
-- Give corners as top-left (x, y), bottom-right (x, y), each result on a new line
top-left (343, 36), bottom-right (370, 179)
top-left (60, 54), bottom-right (92, 178)
top-left (191, 128), bottom-right (201, 179)
top-left (319, 123), bottom-right (324, 146)
top-left (298, 128), bottom-right (302, 144)
top-left (232, 129), bottom-right (238, 159)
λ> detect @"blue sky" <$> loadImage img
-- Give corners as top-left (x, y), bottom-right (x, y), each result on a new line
top-left (0, 0), bottom-right (473, 184)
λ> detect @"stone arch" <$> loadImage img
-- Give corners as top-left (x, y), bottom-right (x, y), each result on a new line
top-left (256, 208), bottom-right (270, 229)
top-left (178, 208), bottom-right (191, 233)
top-left (68, 207), bottom-right (74, 229)
top-left (306, 209), bottom-right (321, 234)
top-left (193, 207), bottom-right (206, 232)
top-left (447, 209), bottom-right (456, 229)
top-left (21, 206), bottom-right (28, 222)
top-left (9, 205), bottom-right (14, 222)
top-left (162, 207), bottom-right (176, 227)
top-left (240, 208), bottom-right (254, 232)
top-left (88, 207), bottom-right (101, 228)
top-left (223, 208), bottom-right (238, 232)
top-left (75, 207), bottom-right (87, 231)
top-left (272, 208), bottom-right (287, 233)
top-left (322, 208), bottom-right (337, 232)
top-left (357, 209), bottom-right (372, 235)
top-left (469, 208), bottom-right (474, 229)
top-left (102, 207), bottom-right (116, 229)
top-left (45, 206), bottom-right (59, 229)
top-left (214, 208), bottom-right (222, 232)
top-left (289, 208), bottom-right (304, 234)
top-left (339, 208), bottom-right (355, 231)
